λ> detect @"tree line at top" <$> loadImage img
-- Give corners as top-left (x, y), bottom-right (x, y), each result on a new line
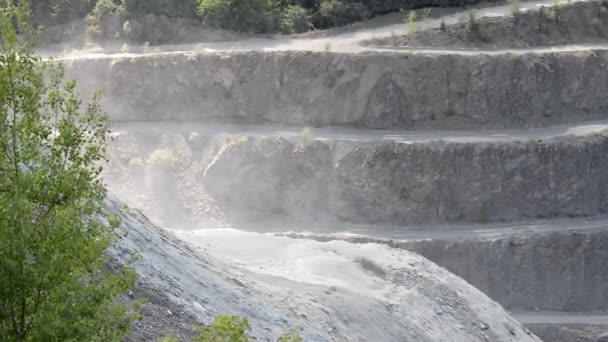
top-left (28, 0), bottom-right (490, 35)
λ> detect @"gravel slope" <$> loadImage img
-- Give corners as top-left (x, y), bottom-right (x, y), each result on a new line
top-left (107, 196), bottom-right (541, 341)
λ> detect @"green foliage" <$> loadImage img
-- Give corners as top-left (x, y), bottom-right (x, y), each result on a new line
top-left (219, 134), bottom-right (249, 146)
top-left (194, 315), bottom-right (252, 342)
top-left (279, 5), bottom-right (311, 34)
top-left (0, 1), bottom-right (135, 341)
top-left (87, 0), bottom-right (126, 39)
top-left (553, 0), bottom-right (565, 9)
top-left (299, 127), bottom-right (313, 145)
top-left (311, 0), bottom-right (369, 29)
top-left (406, 10), bottom-right (418, 37)
top-left (122, 20), bottom-right (133, 36)
top-left (27, 0), bottom-right (518, 36)
top-left (196, 0), bottom-right (368, 33)
top-left (278, 328), bottom-right (304, 342)
top-left (192, 315), bottom-right (304, 342)
top-left (29, 0), bottom-right (96, 26)
top-left (509, 0), bottom-right (521, 14)
top-left (539, 5), bottom-right (557, 21)
top-left (147, 148), bottom-right (178, 169)
top-left (197, 0), bottom-right (274, 33)
top-left (128, 157), bottom-right (145, 168)
top-left (465, 10), bottom-right (479, 32)
top-left (93, 0), bottom-right (123, 18)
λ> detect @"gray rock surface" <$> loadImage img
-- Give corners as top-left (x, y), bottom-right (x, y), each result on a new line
top-left (49, 1), bottom-right (608, 339)
top-left (105, 130), bottom-right (608, 225)
top-left (527, 324), bottom-right (608, 342)
top-left (202, 133), bottom-right (608, 225)
top-left (106, 128), bottom-right (607, 317)
top-left (104, 130), bottom-right (225, 227)
top-left (281, 223), bottom-right (608, 313)
top-left (63, 49), bottom-right (608, 129)
top-left (108, 196), bottom-right (541, 342)
top-left (332, 134), bottom-right (608, 224)
top-left (402, 230), bottom-right (608, 311)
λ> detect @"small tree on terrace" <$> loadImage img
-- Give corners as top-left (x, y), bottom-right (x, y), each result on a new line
top-left (0, 1), bottom-right (134, 341)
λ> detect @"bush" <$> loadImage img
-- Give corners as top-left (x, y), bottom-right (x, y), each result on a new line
top-left (29, 0), bottom-right (96, 26)
top-left (279, 329), bottom-right (304, 342)
top-left (87, 0), bottom-right (126, 39)
top-left (197, 0), bottom-right (273, 33)
top-left (124, 0), bottom-right (198, 19)
top-left (128, 157), bottom-right (145, 168)
top-left (219, 134), bottom-right (249, 146)
top-left (553, 0), bottom-right (565, 9)
top-left (509, 0), bottom-right (521, 14)
top-left (192, 315), bottom-right (304, 342)
top-left (465, 10), bottom-right (479, 32)
top-left (93, 0), bottom-right (122, 18)
top-left (539, 6), bottom-right (557, 21)
top-left (194, 315), bottom-right (252, 342)
top-left (147, 148), bottom-right (178, 169)
top-left (279, 5), bottom-right (311, 33)
top-left (311, 0), bottom-right (369, 29)
top-left (299, 127), bottom-right (313, 145)
top-left (406, 10), bottom-right (417, 37)
top-left (31, 0), bottom-right (522, 36)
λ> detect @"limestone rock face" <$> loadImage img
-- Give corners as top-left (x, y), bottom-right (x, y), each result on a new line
top-left (332, 135), bottom-right (608, 224)
top-left (106, 131), bottom-right (608, 225)
top-left (402, 229), bottom-right (608, 312)
top-left (65, 50), bottom-right (608, 129)
top-left (198, 133), bottom-right (608, 225)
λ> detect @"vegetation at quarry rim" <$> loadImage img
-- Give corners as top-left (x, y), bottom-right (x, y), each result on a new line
top-left (31, 0), bottom-right (485, 38)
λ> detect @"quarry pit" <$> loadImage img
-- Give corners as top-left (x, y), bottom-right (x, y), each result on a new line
top-left (45, 0), bottom-right (608, 340)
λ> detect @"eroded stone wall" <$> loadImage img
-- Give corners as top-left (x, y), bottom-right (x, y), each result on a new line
top-left (332, 135), bottom-right (608, 224)
top-left (64, 49), bottom-right (608, 129)
top-left (106, 131), bottom-right (608, 225)
top-left (402, 230), bottom-right (608, 311)
top-left (291, 229), bottom-right (608, 312)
